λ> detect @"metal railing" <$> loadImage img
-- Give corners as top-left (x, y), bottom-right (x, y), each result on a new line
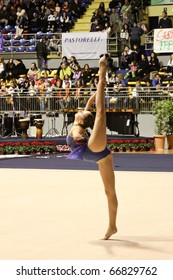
top-left (0, 87), bottom-right (172, 115)
top-left (1, 32), bottom-right (62, 54)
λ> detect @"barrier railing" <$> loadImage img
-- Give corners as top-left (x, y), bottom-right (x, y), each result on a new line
top-left (0, 87), bottom-right (172, 114)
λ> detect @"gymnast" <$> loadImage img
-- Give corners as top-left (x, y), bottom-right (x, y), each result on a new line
top-left (66, 55), bottom-right (118, 240)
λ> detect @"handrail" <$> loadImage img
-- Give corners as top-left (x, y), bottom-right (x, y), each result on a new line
top-left (0, 87), bottom-right (172, 115)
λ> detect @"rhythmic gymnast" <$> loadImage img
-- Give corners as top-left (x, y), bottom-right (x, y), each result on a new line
top-left (66, 55), bottom-right (118, 240)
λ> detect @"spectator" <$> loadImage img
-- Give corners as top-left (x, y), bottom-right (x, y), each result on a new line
top-left (71, 64), bottom-right (81, 86)
top-left (0, 5), bottom-right (9, 27)
top-left (27, 62), bottom-right (41, 80)
top-left (124, 61), bottom-right (138, 80)
top-left (167, 53), bottom-right (173, 75)
top-left (129, 43), bottom-right (140, 64)
top-left (59, 11), bottom-right (71, 33)
top-left (119, 46), bottom-right (131, 70)
top-left (80, 63), bottom-right (92, 86)
top-left (59, 62), bottom-right (72, 81)
top-left (101, 11), bottom-right (110, 31)
top-left (0, 56), bottom-right (6, 79)
top-left (90, 19), bottom-right (102, 32)
top-left (98, 2), bottom-right (106, 17)
top-left (69, 55), bottom-right (79, 72)
top-left (5, 58), bottom-right (16, 80)
top-left (109, 8), bottom-right (120, 36)
top-left (130, 21), bottom-right (143, 49)
top-left (62, 74), bottom-right (72, 89)
top-left (16, 6), bottom-right (28, 27)
top-left (137, 53), bottom-right (150, 80)
top-left (35, 37), bottom-right (48, 70)
top-left (158, 11), bottom-right (172, 29)
top-left (102, 21), bottom-right (111, 36)
top-left (149, 52), bottom-right (160, 73)
top-left (90, 9), bottom-right (101, 23)
top-left (14, 59), bottom-right (27, 78)
top-left (48, 34), bottom-right (61, 55)
top-left (120, 0), bottom-right (132, 25)
top-left (120, 23), bottom-right (130, 52)
top-left (152, 73), bottom-right (162, 87)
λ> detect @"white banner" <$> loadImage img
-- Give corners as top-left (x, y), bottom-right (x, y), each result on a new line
top-left (154, 28), bottom-right (173, 53)
top-left (62, 32), bottom-right (107, 59)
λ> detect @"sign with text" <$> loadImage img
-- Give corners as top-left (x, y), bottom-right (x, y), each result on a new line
top-left (154, 28), bottom-right (173, 53)
top-left (151, 0), bottom-right (173, 5)
top-left (62, 32), bottom-right (107, 59)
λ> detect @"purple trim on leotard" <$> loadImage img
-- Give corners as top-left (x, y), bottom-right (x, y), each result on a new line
top-left (66, 135), bottom-right (110, 163)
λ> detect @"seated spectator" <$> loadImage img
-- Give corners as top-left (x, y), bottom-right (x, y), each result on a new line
top-left (149, 52), bottom-right (160, 72)
top-left (129, 44), bottom-right (140, 64)
top-left (137, 53), bottom-right (150, 80)
top-left (50, 73), bottom-right (60, 85)
top-left (17, 75), bottom-right (30, 94)
top-left (0, 5), bottom-right (9, 27)
top-left (5, 58), bottom-right (16, 80)
top-left (27, 62), bottom-right (41, 80)
top-left (0, 56), bottom-right (6, 79)
top-left (124, 61), bottom-right (138, 80)
top-left (48, 34), bottom-right (61, 55)
top-left (90, 9), bottom-right (101, 24)
top-left (59, 11), bottom-right (71, 33)
top-left (101, 11), bottom-right (110, 31)
top-left (72, 64), bottom-right (81, 86)
top-left (152, 73), bottom-right (162, 88)
top-left (119, 48), bottom-right (131, 70)
top-left (14, 59), bottom-right (27, 78)
top-left (28, 80), bottom-right (38, 96)
top-left (116, 73), bottom-right (127, 87)
top-left (120, 23), bottom-right (130, 52)
top-left (98, 2), bottom-right (106, 17)
top-left (59, 62), bottom-right (72, 81)
top-left (107, 71), bottom-right (117, 87)
top-left (90, 19), bottom-right (102, 32)
top-left (16, 6), bottom-right (28, 27)
top-left (80, 63), bottom-right (92, 86)
top-left (109, 8), bottom-right (120, 37)
top-left (167, 53), bottom-right (173, 75)
top-left (102, 21), bottom-right (111, 36)
top-left (120, 0), bottom-right (132, 26)
top-left (62, 74), bottom-right (72, 89)
top-left (69, 56), bottom-right (79, 72)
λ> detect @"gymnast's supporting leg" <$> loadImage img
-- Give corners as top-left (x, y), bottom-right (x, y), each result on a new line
top-left (98, 154), bottom-right (118, 240)
top-left (87, 55), bottom-right (118, 239)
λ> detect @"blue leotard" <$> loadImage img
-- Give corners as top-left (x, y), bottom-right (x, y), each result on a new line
top-left (66, 135), bottom-right (110, 163)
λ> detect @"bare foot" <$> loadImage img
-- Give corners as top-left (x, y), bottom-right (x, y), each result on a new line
top-left (99, 55), bottom-right (107, 69)
top-left (101, 227), bottom-right (117, 240)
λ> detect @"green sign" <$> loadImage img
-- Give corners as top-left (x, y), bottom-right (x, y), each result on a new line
top-left (151, 0), bottom-right (173, 5)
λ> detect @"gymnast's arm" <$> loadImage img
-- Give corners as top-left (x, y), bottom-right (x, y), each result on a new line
top-left (84, 91), bottom-right (96, 111)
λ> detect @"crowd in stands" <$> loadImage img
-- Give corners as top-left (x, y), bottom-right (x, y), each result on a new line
top-left (89, 0), bottom-right (148, 42)
top-left (1, 0), bottom-right (173, 112)
top-left (0, 0), bottom-right (90, 35)
top-left (1, 48), bottom-right (173, 113)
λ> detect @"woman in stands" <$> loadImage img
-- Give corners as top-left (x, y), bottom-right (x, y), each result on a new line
top-left (149, 52), bottom-right (160, 73)
top-left (167, 53), bottom-right (173, 75)
top-left (66, 55), bottom-right (118, 240)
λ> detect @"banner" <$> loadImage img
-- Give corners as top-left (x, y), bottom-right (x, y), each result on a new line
top-left (62, 32), bottom-right (107, 59)
top-left (151, 0), bottom-right (173, 5)
top-left (154, 28), bottom-right (173, 53)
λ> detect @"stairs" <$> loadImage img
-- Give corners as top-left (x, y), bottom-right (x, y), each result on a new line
top-left (71, 0), bottom-right (110, 32)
